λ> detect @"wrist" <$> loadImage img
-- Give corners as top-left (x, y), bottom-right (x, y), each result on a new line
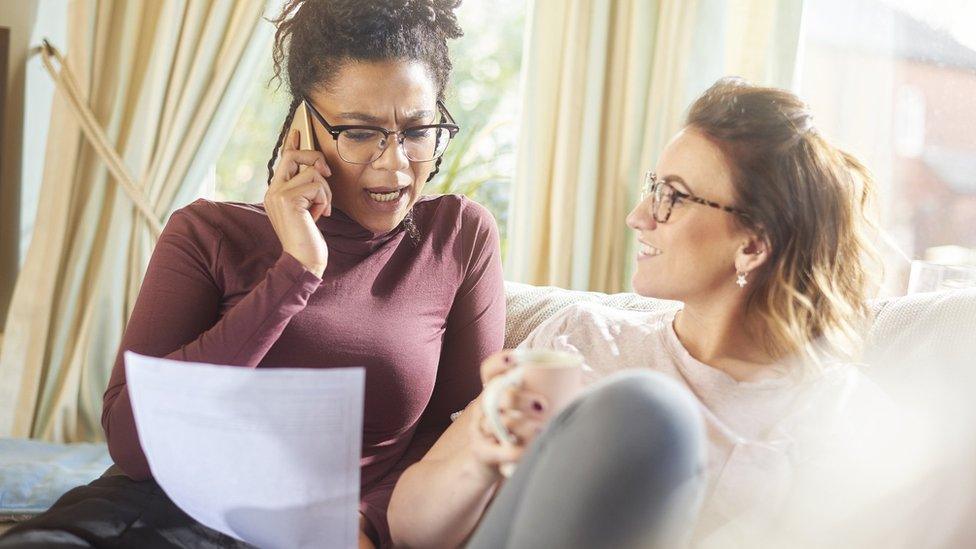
top-left (291, 255), bottom-right (325, 277)
top-left (307, 264), bottom-right (325, 278)
top-left (359, 512), bottom-right (378, 548)
top-left (454, 447), bottom-right (503, 487)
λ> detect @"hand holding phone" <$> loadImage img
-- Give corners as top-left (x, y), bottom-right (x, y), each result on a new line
top-left (264, 101), bottom-right (333, 278)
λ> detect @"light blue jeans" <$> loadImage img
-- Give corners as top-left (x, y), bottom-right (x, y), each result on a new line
top-left (466, 370), bottom-right (707, 549)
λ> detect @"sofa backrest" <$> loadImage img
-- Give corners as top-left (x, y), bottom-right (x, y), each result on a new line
top-left (504, 282), bottom-right (976, 392)
top-left (863, 288), bottom-right (976, 402)
top-left (504, 281), bottom-right (680, 349)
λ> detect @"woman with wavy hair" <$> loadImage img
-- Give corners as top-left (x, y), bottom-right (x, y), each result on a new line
top-left (0, 1), bottom-right (503, 548)
top-left (389, 77), bottom-right (888, 548)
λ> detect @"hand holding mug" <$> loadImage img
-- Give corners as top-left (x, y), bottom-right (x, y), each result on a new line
top-left (480, 349), bottom-right (584, 477)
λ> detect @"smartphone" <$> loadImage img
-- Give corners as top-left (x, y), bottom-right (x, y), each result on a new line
top-left (289, 100), bottom-right (317, 159)
top-left (287, 101), bottom-right (330, 217)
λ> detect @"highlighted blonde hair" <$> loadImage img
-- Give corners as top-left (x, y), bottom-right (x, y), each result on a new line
top-left (686, 78), bottom-right (882, 366)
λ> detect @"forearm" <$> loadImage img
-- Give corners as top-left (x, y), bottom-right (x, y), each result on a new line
top-left (388, 452), bottom-right (500, 549)
top-left (359, 514), bottom-right (377, 549)
top-left (102, 252), bottom-right (321, 479)
top-left (166, 252), bottom-right (322, 367)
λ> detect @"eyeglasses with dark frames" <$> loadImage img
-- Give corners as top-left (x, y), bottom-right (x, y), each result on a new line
top-left (303, 98), bottom-right (460, 164)
top-left (640, 171), bottom-right (751, 223)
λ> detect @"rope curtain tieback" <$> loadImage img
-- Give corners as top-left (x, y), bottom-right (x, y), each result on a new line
top-left (38, 39), bottom-right (164, 237)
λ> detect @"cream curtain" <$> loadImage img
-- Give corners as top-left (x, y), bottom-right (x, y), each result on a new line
top-left (0, 0), bottom-right (272, 441)
top-left (505, 0), bottom-right (805, 293)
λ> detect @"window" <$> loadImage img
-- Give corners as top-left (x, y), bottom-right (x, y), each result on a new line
top-left (212, 2), bottom-right (526, 253)
top-left (211, 58), bottom-right (287, 205)
top-left (431, 0), bottom-right (525, 252)
top-left (797, 0), bottom-right (976, 294)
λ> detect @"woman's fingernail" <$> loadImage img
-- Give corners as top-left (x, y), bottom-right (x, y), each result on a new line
top-left (532, 400), bottom-right (544, 412)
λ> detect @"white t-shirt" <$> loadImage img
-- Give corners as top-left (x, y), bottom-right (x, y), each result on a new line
top-left (520, 302), bottom-right (907, 547)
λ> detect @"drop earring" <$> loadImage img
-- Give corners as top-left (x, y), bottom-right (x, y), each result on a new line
top-left (736, 271), bottom-right (748, 288)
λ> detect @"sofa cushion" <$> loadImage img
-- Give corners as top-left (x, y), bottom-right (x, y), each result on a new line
top-left (863, 289), bottom-right (976, 429)
top-left (0, 439), bottom-right (111, 520)
top-left (866, 289), bottom-right (976, 380)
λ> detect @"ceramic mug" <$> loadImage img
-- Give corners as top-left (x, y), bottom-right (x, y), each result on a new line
top-left (480, 349), bottom-right (584, 476)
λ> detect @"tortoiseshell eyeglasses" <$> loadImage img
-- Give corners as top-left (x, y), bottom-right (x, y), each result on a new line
top-left (639, 171), bottom-right (751, 223)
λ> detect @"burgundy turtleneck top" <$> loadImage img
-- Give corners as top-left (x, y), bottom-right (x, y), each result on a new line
top-left (100, 195), bottom-right (505, 547)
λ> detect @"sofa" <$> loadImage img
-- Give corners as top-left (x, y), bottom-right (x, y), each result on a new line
top-left (3, 282), bottom-right (975, 537)
top-left (505, 282), bottom-right (976, 546)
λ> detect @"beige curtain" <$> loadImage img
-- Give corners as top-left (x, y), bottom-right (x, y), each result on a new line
top-left (0, 0), bottom-right (271, 442)
top-left (505, 0), bottom-right (804, 293)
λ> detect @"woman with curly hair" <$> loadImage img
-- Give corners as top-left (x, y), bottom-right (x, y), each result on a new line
top-left (389, 78), bottom-right (889, 548)
top-left (0, 1), bottom-right (502, 548)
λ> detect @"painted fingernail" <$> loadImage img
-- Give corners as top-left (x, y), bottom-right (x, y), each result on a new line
top-left (532, 400), bottom-right (544, 412)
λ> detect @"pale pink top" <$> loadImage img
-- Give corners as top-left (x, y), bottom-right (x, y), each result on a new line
top-left (521, 302), bottom-right (894, 546)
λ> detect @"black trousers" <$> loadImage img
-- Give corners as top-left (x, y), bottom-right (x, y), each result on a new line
top-left (0, 467), bottom-right (252, 549)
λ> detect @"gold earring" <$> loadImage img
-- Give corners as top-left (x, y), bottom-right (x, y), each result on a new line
top-left (736, 271), bottom-right (748, 288)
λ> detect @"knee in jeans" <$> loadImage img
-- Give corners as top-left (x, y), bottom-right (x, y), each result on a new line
top-left (574, 371), bottom-right (704, 459)
top-left (584, 372), bottom-right (697, 422)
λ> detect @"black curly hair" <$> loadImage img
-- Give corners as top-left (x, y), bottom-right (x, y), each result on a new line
top-left (266, 0), bottom-right (463, 185)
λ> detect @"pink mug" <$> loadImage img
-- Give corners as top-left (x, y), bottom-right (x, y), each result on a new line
top-left (481, 349), bottom-right (584, 476)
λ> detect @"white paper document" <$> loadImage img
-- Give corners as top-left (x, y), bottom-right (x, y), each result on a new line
top-left (124, 351), bottom-right (364, 549)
